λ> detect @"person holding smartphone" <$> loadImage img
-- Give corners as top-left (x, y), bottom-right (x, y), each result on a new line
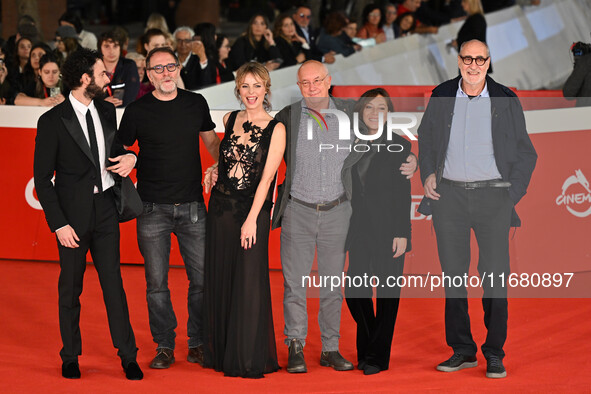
top-left (15, 53), bottom-right (67, 106)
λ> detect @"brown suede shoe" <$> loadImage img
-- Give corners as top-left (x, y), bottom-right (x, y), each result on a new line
top-left (149, 348), bottom-right (175, 369)
top-left (187, 345), bottom-right (204, 365)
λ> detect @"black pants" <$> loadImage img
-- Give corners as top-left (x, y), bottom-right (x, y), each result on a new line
top-left (432, 182), bottom-right (513, 359)
top-left (345, 237), bottom-right (405, 370)
top-left (57, 190), bottom-right (137, 364)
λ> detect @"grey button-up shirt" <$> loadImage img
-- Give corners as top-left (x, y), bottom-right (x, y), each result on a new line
top-left (291, 99), bottom-right (349, 203)
top-left (443, 80), bottom-right (502, 182)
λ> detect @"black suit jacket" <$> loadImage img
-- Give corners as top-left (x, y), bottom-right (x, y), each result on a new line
top-left (417, 75), bottom-right (537, 226)
top-left (295, 24), bottom-right (323, 61)
top-left (345, 133), bottom-right (412, 253)
top-left (180, 54), bottom-right (216, 90)
top-left (34, 98), bottom-right (131, 234)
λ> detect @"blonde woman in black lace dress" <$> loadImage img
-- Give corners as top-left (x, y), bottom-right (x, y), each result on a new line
top-left (202, 62), bottom-right (286, 378)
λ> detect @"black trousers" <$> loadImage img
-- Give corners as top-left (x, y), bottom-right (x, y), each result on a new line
top-left (431, 182), bottom-right (513, 359)
top-left (57, 190), bottom-right (137, 364)
top-left (345, 237), bottom-right (405, 370)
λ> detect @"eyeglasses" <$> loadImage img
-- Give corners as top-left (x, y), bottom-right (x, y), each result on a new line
top-left (297, 74), bottom-right (329, 89)
top-left (147, 63), bottom-right (180, 73)
top-left (459, 55), bottom-right (489, 66)
top-left (177, 39), bottom-right (193, 45)
top-left (298, 13), bottom-right (311, 19)
top-left (368, 12), bottom-right (380, 17)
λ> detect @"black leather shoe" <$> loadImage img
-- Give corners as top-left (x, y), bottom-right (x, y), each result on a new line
top-left (357, 360), bottom-right (366, 370)
top-left (287, 339), bottom-right (307, 373)
top-left (363, 364), bottom-right (381, 375)
top-left (62, 361), bottom-right (81, 379)
top-left (320, 351), bottom-right (354, 371)
top-left (123, 361), bottom-right (144, 380)
top-left (486, 355), bottom-right (507, 378)
top-left (149, 348), bottom-right (175, 369)
top-left (187, 345), bottom-right (204, 365)
top-left (436, 353), bottom-right (478, 372)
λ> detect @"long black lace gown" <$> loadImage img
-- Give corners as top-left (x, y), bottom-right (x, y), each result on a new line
top-left (203, 110), bottom-right (280, 378)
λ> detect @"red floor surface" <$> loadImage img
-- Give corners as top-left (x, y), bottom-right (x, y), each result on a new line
top-left (1, 259), bottom-right (590, 393)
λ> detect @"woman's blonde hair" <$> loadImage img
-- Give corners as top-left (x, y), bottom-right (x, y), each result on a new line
top-left (234, 62), bottom-right (272, 111)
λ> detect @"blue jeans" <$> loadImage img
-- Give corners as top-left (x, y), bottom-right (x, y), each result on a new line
top-left (137, 201), bottom-right (206, 350)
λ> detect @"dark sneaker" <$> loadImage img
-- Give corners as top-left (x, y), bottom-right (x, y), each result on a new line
top-left (287, 339), bottom-right (307, 373)
top-left (149, 348), bottom-right (175, 369)
top-left (486, 355), bottom-right (507, 378)
top-left (436, 353), bottom-right (478, 372)
top-left (187, 345), bottom-right (204, 365)
top-left (320, 351), bottom-right (354, 371)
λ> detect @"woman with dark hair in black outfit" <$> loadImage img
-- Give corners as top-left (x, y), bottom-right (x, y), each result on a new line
top-left (344, 88), bottom-right (412, 376)
top-left (273, 13), bottom-right (307, 68)
top-left (228, 13), bottom-right (282, 71)
top-left (214, 34), bottom-right (235, 84)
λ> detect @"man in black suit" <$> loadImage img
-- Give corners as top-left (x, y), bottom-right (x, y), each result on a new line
top-left (33, 48), bottom-right (143, 380)
top-left (293, 4), bottom-right (335, 64)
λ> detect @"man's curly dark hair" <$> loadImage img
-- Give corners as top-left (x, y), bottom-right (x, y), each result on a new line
top-left (61, 47), bottom-right (100, 91)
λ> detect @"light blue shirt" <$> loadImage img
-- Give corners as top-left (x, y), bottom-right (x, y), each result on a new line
top-left (442, 80), bottom-right (502, 182)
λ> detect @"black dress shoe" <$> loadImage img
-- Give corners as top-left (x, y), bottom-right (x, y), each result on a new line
top-left (187, 345), bottom-right (204, 365)
top-left (287, 339), bottom-right (307, 373)
top-left (123, 361), bottom-right (144, 380)
top-left (363, 364), bottom-right (381, 375)
top-left (150, 348), bottom-right (175, 369)
top-left (320, 351), bottom-right (354, 371)
top-left (62, 361), bottom-right (81, 379)
top-left (357, 360), bottom-right (366, 370)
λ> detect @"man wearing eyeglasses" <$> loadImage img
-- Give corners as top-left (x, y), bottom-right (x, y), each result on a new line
top-left (273, 60), bottom-right (417, 373)
top-left (173, 26), bottom-right (213, 90)
top-left (293, 5), bottom-right (335, 64)
top-left (117, 47), bottom-right (220, 370)
top-left (418, 39), bottom-right (537, 379)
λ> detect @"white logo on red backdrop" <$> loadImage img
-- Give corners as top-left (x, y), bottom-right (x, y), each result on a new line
top-left (555, 170), bottom-right (591, 218)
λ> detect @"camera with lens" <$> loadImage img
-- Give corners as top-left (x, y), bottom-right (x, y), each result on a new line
top-left (571, 41), bottom-right (591, 58)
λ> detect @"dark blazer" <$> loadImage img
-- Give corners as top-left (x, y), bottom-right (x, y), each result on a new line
top-left (110, 57), bottom-right (140, 107)
top-left (228, 35), bottom-right (282, 71)
top-left (272, 98), bottom-right (358, 229)
top-left (417, 75), bottom-right (537, 226)
top-left (562, 53), bottom-right (591, 107)
top-left (275, 36), bottom-right (304, 68)
top-left (180, 54), bottom-right (216, 90)
top-left (33, 98), bottom-right (131, 234)
top-left (345, 132), bottom-right (412, 252)
top-left (295, 24), bottom-right (323, 61)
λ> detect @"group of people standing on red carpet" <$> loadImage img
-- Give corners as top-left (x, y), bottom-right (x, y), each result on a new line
top-left (33, 37), bottom-right (536, 382)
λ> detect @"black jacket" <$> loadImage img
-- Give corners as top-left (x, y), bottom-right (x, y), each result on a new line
top-left (180, 54), bottom-right (216, 90)
top-left (562, 53), bottom-right (591, 107)
top-left (228, 35), bottom-right (282, 71)
top-left (110, 57), bottom-right (140, 107)
top-left (417, 75), bottom-right (537, 226)
top-left (345, 132), bottom-right (412, 252)
top-left (33, 98), bottom-right (132, 234)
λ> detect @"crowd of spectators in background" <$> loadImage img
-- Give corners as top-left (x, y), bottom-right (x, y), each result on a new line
top-left (0, 0), bottom-right (541, 107)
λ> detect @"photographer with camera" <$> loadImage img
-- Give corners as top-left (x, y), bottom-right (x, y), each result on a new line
top-left (563, 41), bottom-right (591, 107)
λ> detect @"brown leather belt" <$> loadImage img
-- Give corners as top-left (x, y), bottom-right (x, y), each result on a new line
top-left (289, 194), bottom-right (348, 211)
top-left (441, 178), bottom-right (511, 189)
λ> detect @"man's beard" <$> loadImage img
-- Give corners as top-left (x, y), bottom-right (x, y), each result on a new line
top-left (84, 76), bottom-right (106, 100)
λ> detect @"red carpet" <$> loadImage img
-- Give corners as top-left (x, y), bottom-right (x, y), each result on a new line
top-left (1, 259), bottom-right (590, 393)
